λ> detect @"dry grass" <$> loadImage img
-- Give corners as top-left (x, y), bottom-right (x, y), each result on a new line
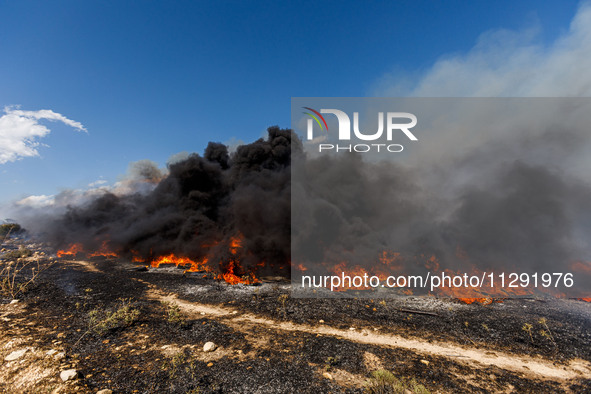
top-left (364, 369), bottom-right (430, 394)
top-left (0, 256), bottom-right (52, 299)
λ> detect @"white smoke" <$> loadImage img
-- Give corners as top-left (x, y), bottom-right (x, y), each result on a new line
top-left (374, 2), bottom-right (591, 97)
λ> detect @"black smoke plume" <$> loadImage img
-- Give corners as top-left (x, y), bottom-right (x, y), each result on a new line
top-left (49, 126), bottom-right (296, 278)
top-left (24, 115), bottom-right (591, 297)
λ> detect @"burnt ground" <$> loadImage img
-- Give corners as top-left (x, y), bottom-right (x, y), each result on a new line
top-left (0, 240), bottom-right (590, 393)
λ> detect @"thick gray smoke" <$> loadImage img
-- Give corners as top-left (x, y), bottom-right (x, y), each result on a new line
top-left (293, 155), bottom-right (591, 297)
top-left (291, 99), bottom-right (591, 297)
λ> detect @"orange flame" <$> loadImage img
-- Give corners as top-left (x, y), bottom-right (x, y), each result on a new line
top-left (217, 260), bottom-right (259, 285)
top-left (149, 254), bottom-right (211, 272)
top-left (56, 243), bottom-right (84, 258)
top-left (457, 297), bottom-right (495, 305)
top-left (141, 234), bottom-right (259, 285)
top-left (87, 241), bottom-right (118, 258)
top-left (55, 233), bottom-right (262, 285)
top-left (215, 235), bottom-right (260, 285)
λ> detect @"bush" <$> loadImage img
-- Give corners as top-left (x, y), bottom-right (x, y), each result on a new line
top-left (1, 247), bottom-right (32, 260)
top-left (87, 298), bottom-right (140, 336)
top-left (162, 301), bottom-right (186, 325)
top-left (364, 370), bottom-right (430, 394)
top-left (0, 256), bottom-right (51, 298)
top-left (0, 223), bottom-right (23, 237)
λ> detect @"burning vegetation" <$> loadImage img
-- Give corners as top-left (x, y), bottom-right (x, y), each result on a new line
top-left (29, 123), bottom-right (589, 303)
top-left (52, 127), bottom-right (293, 285)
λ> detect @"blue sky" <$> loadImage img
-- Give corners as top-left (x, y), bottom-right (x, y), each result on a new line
top-left (0, 0), bottom-right (585, 214)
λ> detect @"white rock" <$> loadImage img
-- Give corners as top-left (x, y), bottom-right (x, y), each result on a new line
top-left (60, 369), bottom-right (79, 382)
top-left (5, 348), bottom-right (28, 361)
top-left (97, 390), bottom-right (113, 394)
top-left (46, 349), bottom-right (57, 356)
top-left (203, 342), bottom-right (217, 352)
top-left (9, 300), bottom-right (19, 304)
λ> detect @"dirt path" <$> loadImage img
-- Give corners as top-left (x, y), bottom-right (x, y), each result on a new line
top-left (145, 284), bottom-right (591, 383)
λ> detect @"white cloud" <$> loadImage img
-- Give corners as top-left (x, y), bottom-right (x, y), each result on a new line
top-left (15, 194), bottom-right (55, 208)
top-left (374, 2), bottom-right (591, 97)
top-left (0, 106), bottom-right (87, 164)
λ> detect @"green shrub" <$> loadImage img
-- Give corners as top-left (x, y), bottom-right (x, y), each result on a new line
top-left (162, 301), bottom-right (185, 325)
top-left (87, 298), bottom-right (140, 336)
top-left (0, 223), bottom-right (23, 237)
top-left (365, 370), bottom-right (430, 394)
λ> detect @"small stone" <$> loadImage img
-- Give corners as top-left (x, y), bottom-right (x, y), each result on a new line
top-left (46, 349), bottom-right (58, 356)
top-left (206, 362), bottom-right (213, 367)
top-left (203, 342), bottom-right (216, 352)
top-left (60, 369), bottom-right (79, 382)
top-left (9, 299), bottom-right (19, 304)
top-left (420, 359), bottom-right (429, 366)
top-left (97, 390), bottom-right (113, 394)
top-left (5, 348), bottom-right (28, 361)
top-left (349, 327), bottom-right (355, 331)
top-left (322, 372), bottom-right (333, 380)
top-left (57, 333), bottom-right (66, 338)
top-left (318, 319), bottom-right (324, 324)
